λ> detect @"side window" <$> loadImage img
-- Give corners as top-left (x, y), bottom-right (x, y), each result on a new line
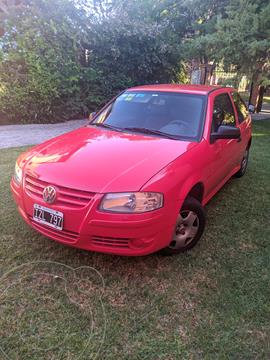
top-left (212, 93), bottom-right (236, 131)
top-left (231, 92), bottom-right (248, 123)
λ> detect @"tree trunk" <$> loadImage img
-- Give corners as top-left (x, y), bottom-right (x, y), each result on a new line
top-left (249, 71), bottom-right (262, 113)
top-left (256, 86), bottom-right (265, 113)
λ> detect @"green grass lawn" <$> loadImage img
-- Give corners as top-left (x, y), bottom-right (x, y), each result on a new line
top-left (0, 120), bottom-right (270, 359)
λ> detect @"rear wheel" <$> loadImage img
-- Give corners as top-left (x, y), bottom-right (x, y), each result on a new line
top-left (234, 148), bottom-right (249, 178)
top-left (161, 197), bottom-right (206, 255)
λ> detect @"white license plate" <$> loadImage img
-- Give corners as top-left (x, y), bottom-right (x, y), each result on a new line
top-left (33, 204), bottom-right (64, 230)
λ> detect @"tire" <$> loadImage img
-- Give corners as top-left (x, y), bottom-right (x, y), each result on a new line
top-left (161, 196), bottom-right (206, 255)
top-left (234, 148), bottom-right (249, 178)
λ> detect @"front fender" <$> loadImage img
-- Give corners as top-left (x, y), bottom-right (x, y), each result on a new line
top-left (141, 152), bottom-right (204, 218)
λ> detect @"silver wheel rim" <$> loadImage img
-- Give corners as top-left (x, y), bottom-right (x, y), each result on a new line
top-left (241, 150), bottom-right (248, 172)
top-left (169, 210), bottom-right (200, 250)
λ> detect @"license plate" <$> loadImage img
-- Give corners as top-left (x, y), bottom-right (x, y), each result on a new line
top-left (33, 204), bottom-right (64, 230)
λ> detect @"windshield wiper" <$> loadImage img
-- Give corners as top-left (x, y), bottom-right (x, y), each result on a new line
top-left (123, 127), bottom-right (180, 140)
top-left (92, 124), bottom-right (181, 140)
top-left (91, 123), bottom-right (124, 132)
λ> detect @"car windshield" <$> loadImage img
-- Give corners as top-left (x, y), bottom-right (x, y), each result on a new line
top-left (91, 91), bottom-right (207, 140)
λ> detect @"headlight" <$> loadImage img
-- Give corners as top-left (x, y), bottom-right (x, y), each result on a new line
top-left (99, 192), bottom-right (163, 213)
top-left (14, 162), bottom-right (22, 185)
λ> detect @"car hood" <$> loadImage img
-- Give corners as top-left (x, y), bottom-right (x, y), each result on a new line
top-left (24, 126), bottom-right (197, 193)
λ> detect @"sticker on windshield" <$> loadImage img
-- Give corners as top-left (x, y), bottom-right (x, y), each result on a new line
top-left (125, 94), bottom-right (135, 101)
top-left (120, 93), bottom-right (153, 103)
top-left (118, 94), bottom-right (128, 100)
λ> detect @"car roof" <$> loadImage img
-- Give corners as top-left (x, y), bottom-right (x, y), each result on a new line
top-left (127, 84), bottom-right (235, 95)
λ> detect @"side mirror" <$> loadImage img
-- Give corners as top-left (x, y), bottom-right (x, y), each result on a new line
top-left (210, 125), bottom-right (240, 144)
top-left (89, 112), bottom-right (96, 121)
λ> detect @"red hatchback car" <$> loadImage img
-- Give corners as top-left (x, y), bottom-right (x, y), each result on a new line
top-left (11, 84), bottom-right (252, 256)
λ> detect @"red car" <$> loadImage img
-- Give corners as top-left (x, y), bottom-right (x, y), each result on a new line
top-left (11, 84), bottom-right (252, 256)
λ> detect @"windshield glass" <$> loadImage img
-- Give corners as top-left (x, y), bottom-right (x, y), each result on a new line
top-left (91, 91), bottom-right (207, 140)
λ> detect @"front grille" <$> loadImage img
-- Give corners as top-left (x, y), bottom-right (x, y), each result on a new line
top-left (29, 217), bottom-right (79, 243)
top-left (25, 175), bottom-right (95, 209)
top-left (92, 236), bottom-right (130, 249)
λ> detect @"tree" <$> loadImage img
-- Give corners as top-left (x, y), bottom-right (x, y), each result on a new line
top-left (0, 0), bottom-right (188, 123)
top-left (214, 0), bottom-right (270, 110)
top-left (183, 0), bottom-right (270, 109)
top-left (0, 0), bottom-right (96, 123)
top-left (83, 0), bottom-right (187, 103)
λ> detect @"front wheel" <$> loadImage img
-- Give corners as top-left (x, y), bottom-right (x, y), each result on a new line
top-left (161, 197), bottom-right (206, 255)
top-left (234, 148), bottom-right (249, 178)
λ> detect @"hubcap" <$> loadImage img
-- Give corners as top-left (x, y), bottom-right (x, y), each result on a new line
top-left (169, 210), bottom-right (200, 250)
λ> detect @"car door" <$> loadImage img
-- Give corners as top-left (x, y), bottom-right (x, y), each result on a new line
top-left (208, 92), bottom-right (241, 187)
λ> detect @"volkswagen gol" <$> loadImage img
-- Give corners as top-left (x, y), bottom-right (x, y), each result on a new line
top-left (11, 85), bottom-right (252, 255)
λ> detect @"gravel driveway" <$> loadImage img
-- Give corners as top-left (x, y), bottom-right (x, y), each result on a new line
top-left (0, 119), bottom-right (88, 149)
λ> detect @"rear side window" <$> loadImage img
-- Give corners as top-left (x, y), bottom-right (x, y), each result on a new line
top-left (231, 92), bottom-right (248, 123)
top-left (212, 93), bottom-right (236, 131)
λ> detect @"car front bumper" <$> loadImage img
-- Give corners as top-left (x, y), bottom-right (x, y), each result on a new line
top-left (11, 178), bottom-right (176, 256)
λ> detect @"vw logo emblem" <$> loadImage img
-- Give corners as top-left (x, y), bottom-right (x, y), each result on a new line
top-left (43, 186), bottom-right (57, 204)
